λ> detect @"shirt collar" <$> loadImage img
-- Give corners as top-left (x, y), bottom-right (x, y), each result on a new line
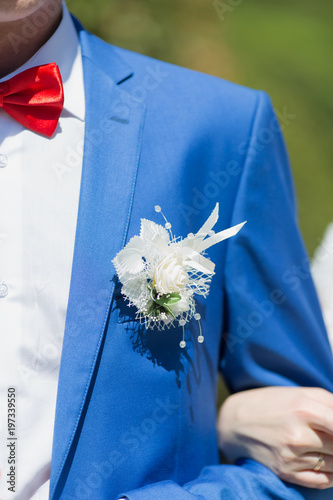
top-left (0, 2), bottom-right (85, 122)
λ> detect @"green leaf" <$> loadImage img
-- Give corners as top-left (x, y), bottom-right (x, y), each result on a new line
top-left (155, 293), bottom-right (181, 307)
top-left (161, 304), bottom-right (176, 319)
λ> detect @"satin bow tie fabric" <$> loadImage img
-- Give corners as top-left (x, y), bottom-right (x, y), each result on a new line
top-left (0, 62), bottom-right (64, 138)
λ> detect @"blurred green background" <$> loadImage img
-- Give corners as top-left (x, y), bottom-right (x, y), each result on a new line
top-left (68, 0), bottom-right (333, 256)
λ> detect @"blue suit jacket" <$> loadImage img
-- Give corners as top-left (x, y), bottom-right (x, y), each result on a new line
top-left (49, 19), bottom-right (333, 499)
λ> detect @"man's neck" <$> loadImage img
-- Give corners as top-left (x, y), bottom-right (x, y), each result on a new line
top-left (0, 3), bottom-right (63, 79)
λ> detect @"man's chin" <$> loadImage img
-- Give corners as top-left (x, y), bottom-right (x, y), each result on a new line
top-left (0, 0), bottom-right (53, 22)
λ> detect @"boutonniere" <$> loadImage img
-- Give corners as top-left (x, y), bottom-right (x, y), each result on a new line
top-left (113, 204), bottom-right (245, 348)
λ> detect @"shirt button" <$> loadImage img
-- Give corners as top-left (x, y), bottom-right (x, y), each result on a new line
top-left (0, 281), bottom-right (8, 298)
top-left (0, 154), bottom-right (8, 168)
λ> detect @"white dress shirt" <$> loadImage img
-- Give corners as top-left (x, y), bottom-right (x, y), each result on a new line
top-left (312, 223), bottom-right (333, 351)
top-left (0, 3), bottom-right (85, 499)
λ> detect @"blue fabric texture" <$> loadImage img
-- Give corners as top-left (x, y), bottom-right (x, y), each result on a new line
top-left (49, 17), bottom-right (333, 500)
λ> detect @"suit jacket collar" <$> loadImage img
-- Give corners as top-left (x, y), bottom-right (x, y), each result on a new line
top-left (50, 22), bottom-right (146, 500)
top-left (73, 16), bottom-right (134, 85)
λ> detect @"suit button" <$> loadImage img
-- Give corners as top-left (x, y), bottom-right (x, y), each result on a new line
top-left (0, 281), bottom-right (8, 298)
top-left (0, 154), bottom-right (8, 168)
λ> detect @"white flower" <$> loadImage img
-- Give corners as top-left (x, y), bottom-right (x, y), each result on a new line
top-left (112, 203), bottom-right (246, 332)
top-left (154, 253), bottom-right (188, 295)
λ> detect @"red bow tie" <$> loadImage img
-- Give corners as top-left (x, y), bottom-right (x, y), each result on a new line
top-left (0, 62), bottom-right (64, 138)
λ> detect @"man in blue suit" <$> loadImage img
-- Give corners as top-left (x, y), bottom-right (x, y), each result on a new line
top-left (1, 1), bottom-right (333, 499)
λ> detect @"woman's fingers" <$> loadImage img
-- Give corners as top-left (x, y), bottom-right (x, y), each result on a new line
top-left (314, 431), bottom-right (333, 457)
top-left (295, 453), bottom-right (333, 473)
top-left (294, 429), bottom-right (333, 456)
top-left (300, 387), bottom-right (333, 411)
top-left (288, 394), bottom-right (333, 437)
top-left (308, 403), bottom-right (333, 436)
top-left (280, 470), bottom-right (333, 490)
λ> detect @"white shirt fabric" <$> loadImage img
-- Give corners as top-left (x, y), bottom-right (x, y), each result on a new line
top-left (312, 223), bottom-right (333, 352)
top-left (0, 3), bottom-right (85, 499)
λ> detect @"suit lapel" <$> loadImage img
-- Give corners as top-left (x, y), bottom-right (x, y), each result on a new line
top-left (50, 27), bottom-right (146, 499)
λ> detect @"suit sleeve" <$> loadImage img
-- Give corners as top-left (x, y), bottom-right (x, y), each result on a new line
top-left (220, 90), bottom-right (333, 392)
top-left (118, 460), bottom-right (333, 499)
top-left (117, 91), bottom-right (333, 499)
